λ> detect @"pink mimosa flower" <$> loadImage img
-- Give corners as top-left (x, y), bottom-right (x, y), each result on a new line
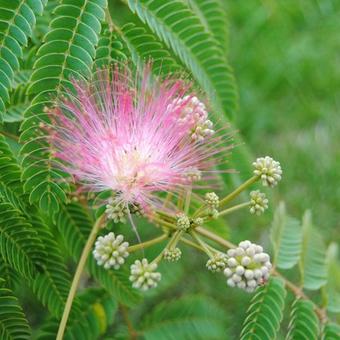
top-left (48, 64), bottom-right (232, 214)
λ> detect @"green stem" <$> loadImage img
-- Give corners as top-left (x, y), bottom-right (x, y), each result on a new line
top-left (219, 175), bottom-right (258, 207)
top-left (218, 202), bottom-right (250, 217)
top-left (195, 226), bottom-right (235, 249)
top-left (152, 216), bottom-right (177, 230)
top-left (127, 234), bottom-right (168, 253)
top-left (190, 231), bottom-right (214, 257)
top-left (180, 237), bottom-right (206, 252)
top-left (56, 216), bottom-right (104, 340)
top-left (151, 230), bottom-right (182, 264)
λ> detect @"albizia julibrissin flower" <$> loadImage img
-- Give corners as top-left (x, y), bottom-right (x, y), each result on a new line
top-left (48, 64), bottom-right (232, 212)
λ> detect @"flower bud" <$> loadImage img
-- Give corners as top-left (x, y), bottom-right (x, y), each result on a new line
top-left (206, 253), bottom-right (228, 272)
top-left (204, 192), bottom-right (220, 210)
top-left (93, 232), bottom-right (129, 269)
top-left (253, 156), bottom-right (282, 187)
top-left (224, 240), bottom-right (272, 292)
top-left (129, 258), bottom-right (161, 291)
top-left (249, 190), bottom-right (269, 215)
top-left (105, 199), bottom-right (128, 223)
top-left (163, 247), bottom-right (182, 262)
top-left (176, 213), bottom-right (190, 230)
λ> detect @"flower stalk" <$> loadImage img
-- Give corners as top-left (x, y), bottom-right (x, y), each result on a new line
top-left (215, 201), bottom-right (250, 217)
top-left (57, 216), bottom-right (105, 340)
top-left (127, 234), bottom-right (168, 253)
top-left (219, 175), bottom-right (259, 207)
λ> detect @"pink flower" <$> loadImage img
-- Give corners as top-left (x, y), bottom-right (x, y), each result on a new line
top-left (48, 64), bottom-right (232, 212)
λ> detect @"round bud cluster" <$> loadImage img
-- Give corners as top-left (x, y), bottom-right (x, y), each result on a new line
top-left (206, 253), bottom-right (228, 272)
top-left (184, 167), bottom-right (202, 182)
top-left (169, 96), bottom-right (215, 141)
top-left (224, 240), bottom-right (272, 293)
top-left (253, 156), bottom-right (282, 187)
top-left (191, 119), bottom-right (215, 142)
top-left (249, 190), bottom-right (269, 215)
top-left (205, 192), bottom-right (219, 210)
top-left (176, 213), bottom-right (191, 230)
top-left (163, 247), bottom-right (182, 262)
top-left (129, 259), bottom-right (161, 291)
top-left (93, 232), bottom-right (129, 270)
top-left (105, 199), bottom-right (127, 223)
top-left (193, 217), bottom-right (204, 227)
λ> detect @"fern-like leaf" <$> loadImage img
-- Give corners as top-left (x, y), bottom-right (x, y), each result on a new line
top-left (29, 213), bottom-right (73, 317)
top-left (300, 211), bottom-right (327, 290)
top-left (141, 295), bottom-right (229, 340)
top-left (271, 202), bottom-right (302, 269)
top-left (119, 22), bottom-right (182, 75)
top-left (0, 278), bottom-right (31, 340)
top-left (19, 0), bottom-right (107, 216)
top-left (0, 258), bottom-right (19, 290)
top-left (322, 323), bottom-right (340, 340)
top-left (0, 135), bottom-right (72, 316)
top-left (0, 201), bottom-right (46, 279)
top-left (286, 299), bottom-right (319, 340)
top-left (127, 0), bottom-right (237, 118)
top-left (0, 135), bottom-right (23, 194)
top-left (0, 0), bottom-right (46, 119)
top-left (94, 25), bottom-right (127, 68)
top-left (187, 0), bottom-right (229, 54)
top-left (325, 243), bottom-right (340, 313)
top-left (3, 70), bottom-right (31, 122)
top-left (240, 277), bottom-right (286, 340)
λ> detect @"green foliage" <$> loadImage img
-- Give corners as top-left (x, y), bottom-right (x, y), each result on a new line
top-left (127, 0), bottom-right (237, 118)
top-left (3, 71), bottom-right (31, 123)
top-left (119, 22), bottom-right (182, 75)
top-left (300, 211), bottom-right (327, 290)
top-left (322, 323), bottom-right (340, 340)
top-left (141, 295), bottom-right (229, 339)
top-left (0, 0), bottom-right (46, 120)
top-left (325, 243), bottom-right (340, 313)
top-left (36, 288), bottom-right (117, 339)
top-left (286, 299), bottom-right (319, 340)
top-left (240, 277), bottom-right (286, 339)
top-left (94, 26), bottom-right (127, 68)
top-left (0, 200), bottom-right (45, 279)
top-left (271, 202), bottom-right (302, 269)
top-left (29, 214), bottom-right (73, 317)
top-left (186, 0), bottom-right (229, 54)
top-left (0, 279), bottom-right (31, 340)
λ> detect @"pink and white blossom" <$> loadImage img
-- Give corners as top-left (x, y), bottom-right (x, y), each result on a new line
top-left (48, 64), bottom-right (232, 212)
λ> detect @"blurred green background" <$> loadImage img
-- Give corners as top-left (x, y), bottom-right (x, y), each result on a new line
top-left (227, 0), bottom-right (340, 241)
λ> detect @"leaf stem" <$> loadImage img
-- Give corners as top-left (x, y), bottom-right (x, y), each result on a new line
top-left (219, 175), bottom-right (258, 207)
top-left (127, 234), bottom-right (168, 253)
top-left (218, 201), bottom-right (250, 217)
top-left (180, 237), bottom-right (206, 252)
top-left (152, 215), bottom-right (177, 230)
top-left (190, 231), bottom-right (214, 257)
top-left (56, 216), bottom-right (104, 340)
